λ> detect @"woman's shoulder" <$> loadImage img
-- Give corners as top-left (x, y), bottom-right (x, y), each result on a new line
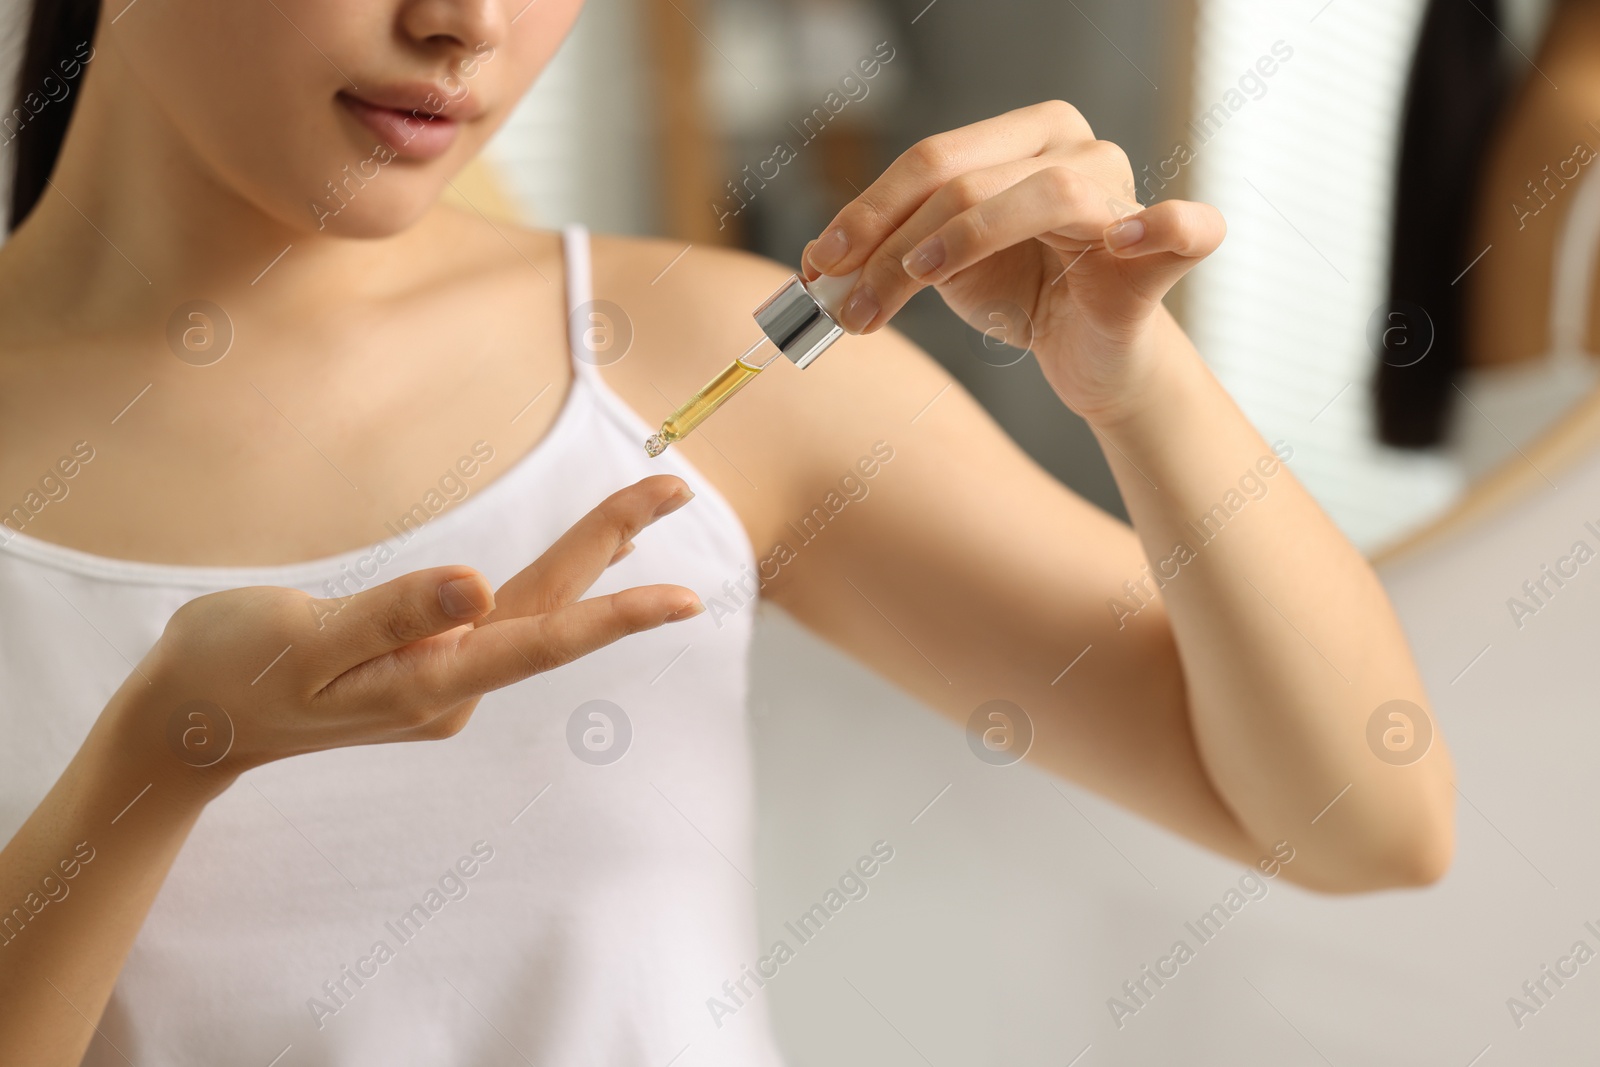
top-left (586, 230), bottom-right (798, 325)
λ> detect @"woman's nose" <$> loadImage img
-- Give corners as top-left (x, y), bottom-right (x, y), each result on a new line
top-left (399, 0), bottom-right (506, 54)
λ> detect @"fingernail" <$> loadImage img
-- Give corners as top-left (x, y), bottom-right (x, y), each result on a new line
top-left (800, 242), bottom-right (820, 282)
top-left (839, 284), bottom-right (879, 333)
top-left (609, 541), bottom-right (635, 566)
top-left (664, 600), bottom-right (705, 623)
top-left (808, 227), bottom-right (849, 273)
top-left (1105, 218), bottom-right (1146, 250)
top-left (902, 236), bottom-right (945, 280)
top-left (439, 577), bottom-right (491, 620)
top-left (652, 488), bottom-right (695, 519)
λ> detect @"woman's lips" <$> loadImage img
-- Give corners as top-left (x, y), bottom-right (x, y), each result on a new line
top-left (337, 92), bottom-right (461, 161)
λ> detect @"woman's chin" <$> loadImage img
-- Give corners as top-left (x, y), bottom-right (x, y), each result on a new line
top-left (289, 188), bottom-right (444, 240)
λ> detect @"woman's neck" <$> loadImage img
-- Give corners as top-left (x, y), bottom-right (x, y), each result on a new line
top-left (0, 39), bottom-right (448, 344)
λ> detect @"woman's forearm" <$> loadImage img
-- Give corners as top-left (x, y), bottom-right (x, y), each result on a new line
top-left (1092, 310), bottom-right (1455, 892)
top-left (0, 680), bottom-right (227, 1065)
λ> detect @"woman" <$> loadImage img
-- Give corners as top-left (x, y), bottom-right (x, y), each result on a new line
top-left (0, 0), bottom-right (1451, 1063)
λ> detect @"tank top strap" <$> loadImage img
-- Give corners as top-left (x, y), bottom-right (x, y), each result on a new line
top-left (558, 222), bottom-right (647, 430)
top-left (561, 222), bottom-right (604, 382)
top-left (1545, 159), bottom-right (1600, 361)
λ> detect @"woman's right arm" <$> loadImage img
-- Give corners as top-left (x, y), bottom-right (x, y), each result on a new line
top-left (0, 474), bottom-right (703, 1065)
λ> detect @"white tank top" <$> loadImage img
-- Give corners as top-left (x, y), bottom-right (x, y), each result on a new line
top-left (0, 226), bottom-right (785, 1066)
top-left (1452, 157), bottom-right (1600, 478)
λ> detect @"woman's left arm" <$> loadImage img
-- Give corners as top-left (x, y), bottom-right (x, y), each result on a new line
top-left (757, 101), bottom-right (1453, 893)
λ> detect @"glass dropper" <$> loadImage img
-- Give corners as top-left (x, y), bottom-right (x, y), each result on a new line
top-left (643, 335), bottom-right (784, 457)
top-left (644, 270), bottom-right (859, 457)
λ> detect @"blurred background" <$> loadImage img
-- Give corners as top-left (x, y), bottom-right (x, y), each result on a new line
top-left (454, 0), bottom-right (1599, 1064)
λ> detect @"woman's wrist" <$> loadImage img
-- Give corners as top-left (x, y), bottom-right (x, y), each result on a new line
top-left (94, 681), bottom-right (240, 815)
top-left (1048, 308), bottom-right (1215, 445)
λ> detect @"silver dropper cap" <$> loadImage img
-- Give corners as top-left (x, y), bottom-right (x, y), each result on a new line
top-left (752, 269), bottom-right (860, 370)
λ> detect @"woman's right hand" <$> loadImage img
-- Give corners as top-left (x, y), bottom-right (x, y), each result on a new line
top-left (111, 475), bottom-right (703, 789)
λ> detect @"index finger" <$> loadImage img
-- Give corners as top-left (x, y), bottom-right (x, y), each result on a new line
top-left (428, 584), bottom-right (703, 701)
top-left (484, 475), bottom-right (694, 621)
top-left (803, 100), bottom-right (1093, 279)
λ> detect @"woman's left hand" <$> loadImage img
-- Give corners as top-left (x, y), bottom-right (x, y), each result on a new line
top-left (801, 100), bottom-right (1224, 425)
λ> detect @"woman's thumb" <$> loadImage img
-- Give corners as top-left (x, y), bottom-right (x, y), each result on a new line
top-left (1101, 199), bottom-right (1227, 301)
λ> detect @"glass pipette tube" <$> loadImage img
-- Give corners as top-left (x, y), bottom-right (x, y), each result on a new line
top-left (643, 269), bottom-right (856, 457)
top-left (644, 336), bottom-right (782, 457)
